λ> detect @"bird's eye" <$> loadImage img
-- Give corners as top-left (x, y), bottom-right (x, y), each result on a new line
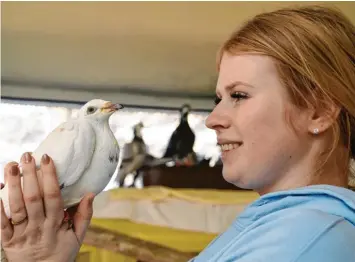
top-left (87, 107), bottom-right (97, 114)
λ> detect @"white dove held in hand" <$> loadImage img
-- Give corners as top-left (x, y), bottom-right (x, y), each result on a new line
top-left (0, 98), bottom-right (123, 219)
top-left (0, 99), bottom-right (123, 261)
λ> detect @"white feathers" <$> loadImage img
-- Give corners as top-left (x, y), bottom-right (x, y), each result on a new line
top-left (31, 120), bottom-right (96, 189)
top-left (0, 99), bottom-right (123, 262)
top-left (0, 98), bottom-right (122, 215)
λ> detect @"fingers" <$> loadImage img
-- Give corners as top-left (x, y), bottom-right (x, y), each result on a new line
top-left (7, 160), bottom-right (28, 231)
top-left (3, 161), bottom-right (17, 185)
top-left (41, 154), bottom-right (64, 226)
top-left (22, 152), bottom-right (45, 224)
top-left (72, 193), bottom-right (95, 243)
top-left (1, 199), bottom-right (13, 243)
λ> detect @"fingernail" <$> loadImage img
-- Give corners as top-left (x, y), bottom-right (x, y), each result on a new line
top-left (42, 154), bottom-right (50, 165)
top-left (11, 165), bottom-right (19, 176)
top-left (18, 163), bottom-right (23, 174)
top-left (21, 152), bottom-right (32, 164)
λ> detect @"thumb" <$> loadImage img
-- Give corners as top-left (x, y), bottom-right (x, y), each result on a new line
top-left (72, 193), bottom-right (95, 243)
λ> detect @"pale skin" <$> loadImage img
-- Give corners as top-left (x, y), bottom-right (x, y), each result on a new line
top-left (0, 53), bottom-right (348, 261)
top-left (205, 53), bottom-right (347, 195)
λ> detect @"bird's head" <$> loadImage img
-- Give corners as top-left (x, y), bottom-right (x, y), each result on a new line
top-left (78, 99), bottom-right (124, 122)
top-left (180, 104), bottom-right (191, 120)
top-left (134, 122), bottom-right (144, 138)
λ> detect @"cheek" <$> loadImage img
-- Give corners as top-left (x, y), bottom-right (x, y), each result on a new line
top-left (235, 97), bottom-right (303, 166)
top-left (236, 96), bottom-right (286, 139)
top-left (246, 101), bottom-right (306, 169)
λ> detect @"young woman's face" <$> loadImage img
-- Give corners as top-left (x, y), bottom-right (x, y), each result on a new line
top-left (206, 53), bottom-right (311, 192)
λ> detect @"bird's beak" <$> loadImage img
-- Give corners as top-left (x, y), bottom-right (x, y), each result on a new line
top-left (101, 102), bottom-right (124, 113)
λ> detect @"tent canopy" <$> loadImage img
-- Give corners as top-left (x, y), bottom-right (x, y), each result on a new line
top-left (2, 1), bottom-right (354, 109)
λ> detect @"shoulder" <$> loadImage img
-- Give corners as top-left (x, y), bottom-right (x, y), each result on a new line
top-left (194, 208), bottom-right (355, 262)
top-left (242, 208), bottom-right (355, 262)
top-left (283, 209), bottom-right (355, 262)
top-left (294, 221), bottom-right (355, 261)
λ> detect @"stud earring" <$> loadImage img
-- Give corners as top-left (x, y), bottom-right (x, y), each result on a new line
top-left (313, 128), bottom-right (319, 134)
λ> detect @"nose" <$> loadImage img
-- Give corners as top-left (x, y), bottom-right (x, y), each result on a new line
top-left (205, 104), bottom-right (230, 131)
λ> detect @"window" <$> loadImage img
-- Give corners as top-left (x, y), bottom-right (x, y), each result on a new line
top-left (0, 99), bottom-right (220, 189)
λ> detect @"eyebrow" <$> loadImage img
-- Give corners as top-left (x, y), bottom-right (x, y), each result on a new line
top-left (225, 81), bottom-right (255, 91)
top-left (216, 80), bottom-right (255, 97)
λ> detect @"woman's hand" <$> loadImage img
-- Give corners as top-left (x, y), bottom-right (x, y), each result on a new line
top-left (0, 152), bottom-right (95, 262)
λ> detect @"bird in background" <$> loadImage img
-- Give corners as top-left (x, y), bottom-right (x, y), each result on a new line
top-left (163, 104), bottom-right (197, 166)
top-left (116, 122), bottom-right (147, 187)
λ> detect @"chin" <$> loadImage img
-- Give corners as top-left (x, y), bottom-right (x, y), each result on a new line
top-left (223, 168), bottom-right (242, 186)
top-left (222, 167), bottom-right (254, 190)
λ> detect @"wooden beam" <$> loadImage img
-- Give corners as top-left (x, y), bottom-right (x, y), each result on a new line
top-left (83, 225), bottom-right (198, 262)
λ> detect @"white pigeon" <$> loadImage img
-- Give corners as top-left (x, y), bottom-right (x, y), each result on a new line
top-left (0, 99), bottom-right (123, 261)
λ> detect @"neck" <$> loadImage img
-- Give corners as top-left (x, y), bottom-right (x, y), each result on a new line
top-left (134, 134), bottom-right (143, 140)
top-left (257, 147), bottom-right (348, 196)
top-left (88, 119), bottom-right (110, 132)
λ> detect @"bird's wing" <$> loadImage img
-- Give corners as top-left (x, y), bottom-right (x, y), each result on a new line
top-left (118, 143), bottom-right (145, 176)
top-left (163, 130), bottom-right (179, 157)
top-left (184, 127), bottom-right (196, 148)
top-left (31, 120), bottom-right (96, 188)
top-left (174, 125), bottom-right (195, 157)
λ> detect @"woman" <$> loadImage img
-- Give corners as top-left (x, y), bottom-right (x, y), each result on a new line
top-left (1, 5), bottom-right (355, 262)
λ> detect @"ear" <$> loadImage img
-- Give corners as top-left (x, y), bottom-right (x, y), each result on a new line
top-left (307, 103), bottom-right (341, 135)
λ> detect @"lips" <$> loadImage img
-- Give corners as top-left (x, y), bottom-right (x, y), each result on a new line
top-left (218, 141), bottom-right (242, 161)
top-left (220, 143), bottom-right (240, 151)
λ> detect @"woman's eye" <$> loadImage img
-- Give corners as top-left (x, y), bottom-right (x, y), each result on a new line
top-left (214, 96), bottom-right (221, 105)
top-left (231, 92), bottom-right (248, 101)
top-left (214, 92), bottom-right (248, 106)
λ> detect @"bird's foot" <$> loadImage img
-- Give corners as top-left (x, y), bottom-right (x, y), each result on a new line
top-left (174, 157), bottom-right (194, 167)
top-left (63, 210), bottom-right (74, 230)
top-left (183, 158), bottom-right (194, 166)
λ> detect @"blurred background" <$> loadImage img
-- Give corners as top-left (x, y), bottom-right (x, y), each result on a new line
top-left (1, 1), bottom-right (354, 262)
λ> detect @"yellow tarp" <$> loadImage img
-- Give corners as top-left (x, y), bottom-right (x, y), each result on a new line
top-left (79, 219), bottom-right (217, 261)
top-left (78, 245), bottom-right (136, 262)
top-left (78, 187), bottom-right (259, 261)
top-left (109, 186), bottom-right (259, 205)
top-left (90, 218), bottom-right (217, 252)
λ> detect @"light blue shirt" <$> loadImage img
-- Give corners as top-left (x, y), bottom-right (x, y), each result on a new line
top-left (190, 185), bottom-right (355, 262)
